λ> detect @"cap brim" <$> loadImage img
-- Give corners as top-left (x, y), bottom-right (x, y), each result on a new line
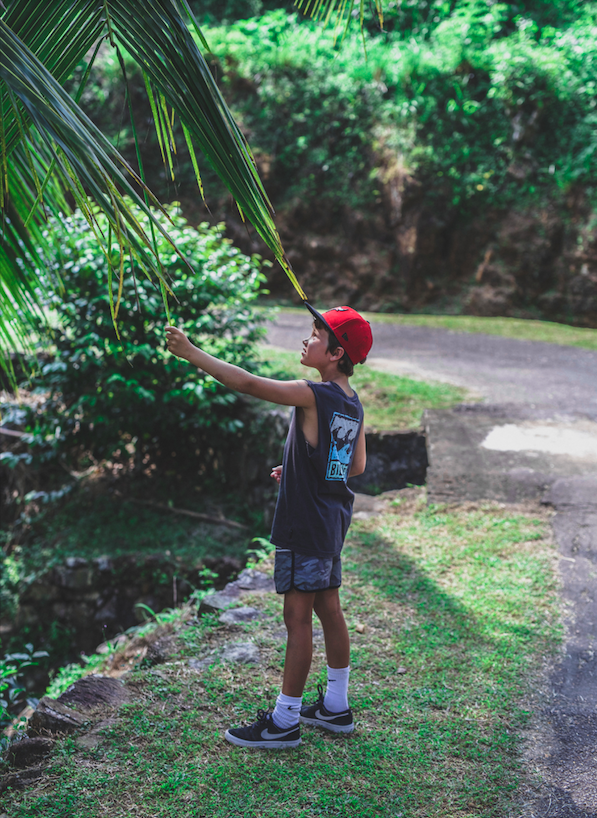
top-left (303, 301), bottom-right (339, 344)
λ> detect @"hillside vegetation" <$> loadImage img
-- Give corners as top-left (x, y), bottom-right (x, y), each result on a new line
top-left (78, 0), bottom-right (597, 324)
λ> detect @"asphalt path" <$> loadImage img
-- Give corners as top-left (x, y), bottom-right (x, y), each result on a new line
top-left (266, 312), bottom-right (597, 419)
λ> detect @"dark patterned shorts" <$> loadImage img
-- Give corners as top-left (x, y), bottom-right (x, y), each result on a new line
top-left (274, 548), bottom-right (342, 594)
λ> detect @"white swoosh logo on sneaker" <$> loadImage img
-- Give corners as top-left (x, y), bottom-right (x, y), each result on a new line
top-left (261, 727), bottom-right (297, 739)
top-left (315, 709), bottom-right (347, 721)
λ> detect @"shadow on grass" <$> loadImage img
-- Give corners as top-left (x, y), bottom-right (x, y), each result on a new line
top-left (344, 527), bottom-right (553, 715)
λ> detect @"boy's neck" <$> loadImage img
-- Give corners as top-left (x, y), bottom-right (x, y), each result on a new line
top-left (314, 363), bottom-right (353, 396)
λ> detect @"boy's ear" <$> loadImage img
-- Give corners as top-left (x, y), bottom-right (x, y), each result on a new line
top-left (330, 345), bottom-right (345, 362)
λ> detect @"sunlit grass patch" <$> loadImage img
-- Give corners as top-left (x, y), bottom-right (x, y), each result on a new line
top-left (2, 491), bottom-right (561, 818)
top-left (258, 346), bottom-right (469, 430)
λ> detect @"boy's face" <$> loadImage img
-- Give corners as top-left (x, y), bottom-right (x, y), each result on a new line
top-left (301, 325), bottom-right (335, 369)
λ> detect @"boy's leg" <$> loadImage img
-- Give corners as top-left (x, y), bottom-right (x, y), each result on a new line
top-left (302, 587), bottom-right (352, 725)
top-left (224, 588), bottom-right (315, 747)
top-left (313, 587), bottom-right (350, 668)
top-left (268, 589), bottom-right (315, 731)
top-left (281, 588), bottom-right (316, 697)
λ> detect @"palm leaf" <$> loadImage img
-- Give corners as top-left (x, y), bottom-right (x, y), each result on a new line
top-left (104, 1), bottom-right (303, 293)
top-left (0, 18), bottom-right (177, 283)
top-left (295, 0), bottom-right (384, 41)
top-left (0, 0), bottom-right (307, 366)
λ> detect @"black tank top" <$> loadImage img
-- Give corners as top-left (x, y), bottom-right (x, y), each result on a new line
top-left (270, 380), bottom-right (364, 557)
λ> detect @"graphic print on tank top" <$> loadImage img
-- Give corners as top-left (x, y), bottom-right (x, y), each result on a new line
top-left (326, 412), bottom-right (360, 481)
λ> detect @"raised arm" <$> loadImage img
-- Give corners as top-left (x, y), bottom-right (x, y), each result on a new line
top-left (165, 326), bottom-right (314, 408)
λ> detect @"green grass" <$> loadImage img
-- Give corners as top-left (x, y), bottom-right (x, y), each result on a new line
top-left (258, 346), bottom-right (469, 430)
top-left (2, 492), bottom-right (561, 818)
top-left (278, 307), bottom-right (597, 351)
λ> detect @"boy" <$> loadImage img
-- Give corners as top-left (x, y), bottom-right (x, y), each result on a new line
top-left (165, 304), bottom-right (372, 749)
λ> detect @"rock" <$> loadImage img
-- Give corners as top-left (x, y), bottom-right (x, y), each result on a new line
top-left (6, 737), bottom-right (54, 769)
top-left (19, 581), bottom-right (59, 604)
top-left (96, 634), bottom-right (128, 654)
top-left (219, 606), bottom-right (261, 625)
top-left (202, 556), bottom-right (243, 584)
top-left (0, 767), bottom-right (45, 794)
top-left (94, 594), bottom-right (119, 623)
top-left (14, 604), bottom-right (41, 628)
top-left (200, 570), bottom-right (274, 614)
top-left (53, 563), bottom-right (93, 591)
top-left (188, 656), bottom-right (213, 671)
top-left (199, 589), bottom-right (240, 614)
top-left (226, 568), bottom-right (275, 594)
top-left (144, 638), bottom-right (172, 667)
top-left (75, 718), bottom-right (118, 751)
top-left (65, 556), bottom-right (88, 570)
top-left (57, 676), bottom-right (128, 713)
top-left (221, 642), bottom-right (261, 665)
top-left (27, 696), bottom-right (87, 736)
top-left (92, 555), bottom-right (113, 572)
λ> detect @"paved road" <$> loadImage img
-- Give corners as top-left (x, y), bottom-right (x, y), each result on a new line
top-left (268, 311), bottom-right (597, 817)
top-left (266, 312), bottom-right (597, 419)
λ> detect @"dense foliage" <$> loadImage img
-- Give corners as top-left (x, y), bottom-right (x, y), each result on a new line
top-left (202, 4), bottom-right (597, 212)
top-left (21, 204), bottom-right (269, 475)
top-left (79, 2), bottom-right (597, 221)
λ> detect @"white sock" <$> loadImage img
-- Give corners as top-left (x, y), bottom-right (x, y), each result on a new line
top-left (324, 665), bottom-right (350, 713)
top-left (272, 692), bottom-right (302, 729)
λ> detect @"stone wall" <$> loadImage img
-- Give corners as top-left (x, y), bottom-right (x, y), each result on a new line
top-left (348, 430), bottom-right (428, 495)
top-left (5, 553), bottom-right (241, 660)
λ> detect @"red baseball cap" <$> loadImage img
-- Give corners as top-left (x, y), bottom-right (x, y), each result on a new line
top-left (304, 302), bottom-right (373, 364)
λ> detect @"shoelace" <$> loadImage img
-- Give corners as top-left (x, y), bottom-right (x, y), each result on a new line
top-left (254, 708), bottom-right (271, 726)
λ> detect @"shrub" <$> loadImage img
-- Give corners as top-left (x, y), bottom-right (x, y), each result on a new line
top-left (0, 642), bottom-right (49, 746)
top-left (22, 203), bottom-right (270, 480)
top-left (76, 5), bottom-right (597, 223)
top-left (200, 6), bottom-right (597, 211)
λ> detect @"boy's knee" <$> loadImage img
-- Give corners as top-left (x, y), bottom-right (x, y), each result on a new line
top-left (283, 591), bottom-right (314, 630)
top-left (314, 590), bottom-right (342, 619)
top-left (284, 608), bottom-right (312, 630)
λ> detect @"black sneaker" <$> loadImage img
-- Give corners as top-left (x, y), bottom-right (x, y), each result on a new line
top-left (225, 709), bottom-right (301, 749)
top-left (300, 684), bottom-right (354, 733)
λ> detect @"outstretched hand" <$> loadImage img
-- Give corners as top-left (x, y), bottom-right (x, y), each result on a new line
top-left (270, 465), bottom-right (282, 484)
top-left (165, 326), bottom-right (195, 360)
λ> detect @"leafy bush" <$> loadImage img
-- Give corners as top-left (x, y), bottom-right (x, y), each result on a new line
top-left (22, 203), bottom-right (270, 478)
top-left (0, 642), bottom-right (49, 746)
top-left (76, 4), bottom-right (597, 224)
top-left (197, 5), bottom-right (597, 211)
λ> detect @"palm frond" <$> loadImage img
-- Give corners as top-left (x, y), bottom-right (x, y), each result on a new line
top-left (295, 0), bottom-right (384, 38)
top-left (0, 0), bottom-right (308, 366)
top-left (0, 18), bottom-right (178, 279)
top-left (105, 1), bottom-right (302, 293)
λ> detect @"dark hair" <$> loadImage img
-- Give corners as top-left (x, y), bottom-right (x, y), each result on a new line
top-left (313, 318), bottom-right (365, 377)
